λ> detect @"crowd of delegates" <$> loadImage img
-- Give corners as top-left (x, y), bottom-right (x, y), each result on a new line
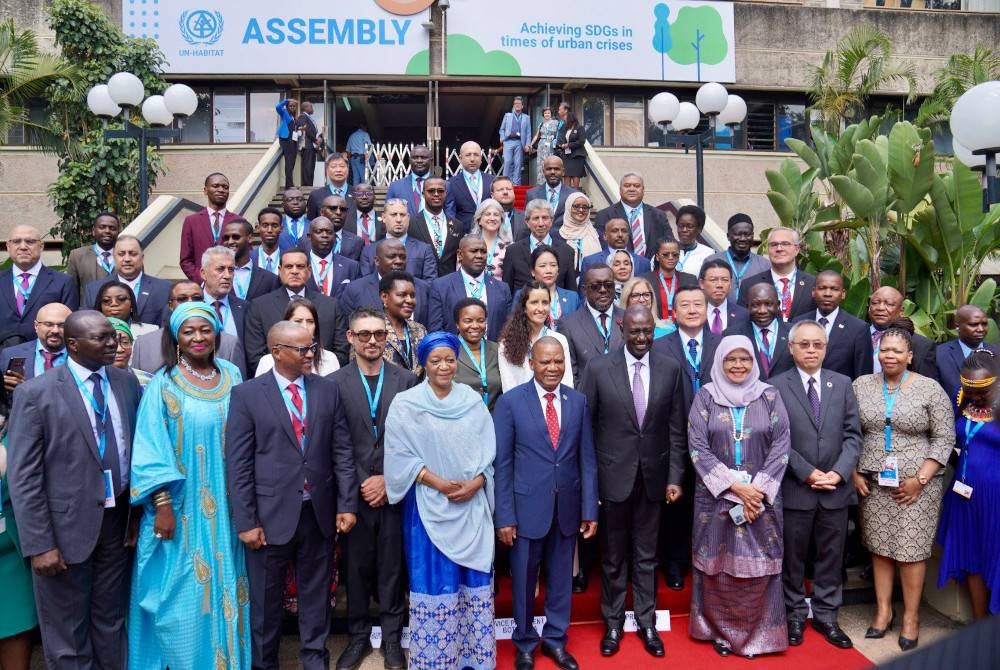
top-left (1, 151), bottom-right (1000, 670)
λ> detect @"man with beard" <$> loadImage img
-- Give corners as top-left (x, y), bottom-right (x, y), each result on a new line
top-left (385, 144), bottom-right (433, 219)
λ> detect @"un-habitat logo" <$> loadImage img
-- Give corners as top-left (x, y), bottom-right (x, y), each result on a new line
top-left (179, 10), bottom-right (224, 46)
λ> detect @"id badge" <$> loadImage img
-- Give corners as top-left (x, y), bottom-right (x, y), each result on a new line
top-left (731, 469), bottom-right (752, 485)
top-left (291, 131), bottom-right (301, 142)
top-left (729, 504), bottom-right (747, 526)
top-left (877, 456), bottom-right (900, 488)
top-left (103, 469), bottom-right (116, 509)
top-left (952, 480), bottom-right (973, 499)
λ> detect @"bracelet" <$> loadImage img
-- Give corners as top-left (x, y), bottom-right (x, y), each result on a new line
top-left (416, 469), bottom-right (426, 486)
top-left (153, 490), bottom-right (172, 508)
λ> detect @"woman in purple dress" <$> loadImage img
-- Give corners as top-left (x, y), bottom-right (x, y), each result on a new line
top-left (937, 350), bottom-right (1000, 618)
top-left (687, 335), bottom-right (791, 659)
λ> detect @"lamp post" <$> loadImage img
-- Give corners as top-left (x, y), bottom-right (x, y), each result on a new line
top-left (87, 73), bottom-right (198, 212)
top-left (950, 81), bottom-right (1000, 212)
top-left (648, 82), bottom-right (747, 209)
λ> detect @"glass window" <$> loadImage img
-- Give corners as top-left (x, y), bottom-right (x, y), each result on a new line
top-left (777, 104), bottom-right (808, 152)
top-left (249, 91), bottom-right (280, 143)
top-left (581, 94), bottom-right (610, 147)
top-left (613, 96), bottom-right (645, 147)
top-left (178, 88), bottom-right (211, 143)
top-left (213, 91), bottom-right (247, 143)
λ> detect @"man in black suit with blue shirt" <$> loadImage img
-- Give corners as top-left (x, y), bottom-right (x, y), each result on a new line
top-left (428, 236), bottom-right (512, 341)
top-left (341, 239), bottom-right (431, 327)
top-left (791, 271), bottom-right (872, 380)
top-left (220, 219), bottom-right (282, 301)
top-left (0, 302), bottom-right (70, 416)
top-left (936, 304), bottom-right (998, 402)
top-left (82, 235), bottom-right (172, 327)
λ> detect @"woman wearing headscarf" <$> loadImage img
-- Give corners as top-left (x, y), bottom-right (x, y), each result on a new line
top-left (687, 335), bottom-right (791, 659)
top-left (127, 302), bottom-right (250, 670)
top-left (385, 332), bottom-right (497, 670)
top-left (610, 249), bottom-right (635, 304)
top-left (558, 192), bottom-right (603, 276)
top-left (107, 316), bottom-right (153, 387)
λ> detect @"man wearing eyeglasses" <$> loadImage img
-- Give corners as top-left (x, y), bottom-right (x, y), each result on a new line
top-left (559, 265), bottom-right (623, 388)
top-left (525, 156), bottom-right (579, 229)
top-left (791, 270), bottom-right (872, 381)
top-left (737, 226), bottom-right (816, 321)
top-left (0, 224), bottom-right (79, 348)
top-left (408, 176), bottom-right (463, 278)
top-left (0, 302), bottom-right (71, 417)
top-left (329, 308), bottom-right (419, 670)
top-left (279, 188), bottom-right (312, 252)
top-left (769, 320), bottom-right (862, 651)
top-left (303, 194), bottom-right (364, 263)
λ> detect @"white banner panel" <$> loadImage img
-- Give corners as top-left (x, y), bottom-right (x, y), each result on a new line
top-left (445, 0), bottom-right (735, 83)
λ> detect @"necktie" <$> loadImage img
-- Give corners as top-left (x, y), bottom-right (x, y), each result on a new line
top-left (213, 300), bottom-right (225, 325)
top-left (290, 218), bottom-right (299, 240)
top-left (41, 350), bottom-right (59, 370)
top-left (687, 339), bottom-right (700, 392)
top-left (807, 376), bottom-right (821, 423)
top-left (15, 272), bottom-right (30, 315)
top-left (599, 313), bottom-right (609, 337)
top-left (711, 307), bottom-right (723, 336)
top-left (628, 207), bottom-right (645, 257)
top-left (819, 316), bottom-right (829, 329)
top-left (101, 251), bottom-right (112, 273)
top-left (548, 187), bottom-right (557, 207)
top-left (211, 212), bottom-right (221, 241)
top-left (89, 372), bottom-right (122, 495)
top-left (431, 215), bottom-right (443, 257)
top-left (780, 277), bottom-right (791, 319)
top-left (265, 256), bottom-right (274, 273)
top-left (361, 212), bottom-right (371, 245)
top-left (414, 176), bottom-right (423, 211)
top-left (759, 328), bottom-right (771, 376)
top-left (632, 361), bottom-right (647, 426)
top-left (872, 330), bottom-right (883, 349)
top-left (319, 259), bottom-right (329, 294)
top-left (287, 383), bottom-right (305, 450)
top-left (544, 392), bottom-right (560, 448)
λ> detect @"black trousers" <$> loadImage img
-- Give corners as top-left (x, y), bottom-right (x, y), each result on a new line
top-left (659, 463), bottom-right (695, 576)
top-left (599, 475), bottom-right (661, 629)
top-left (783, 506), bottom-right (849, 623)
top-left (343, 501), bottom-right (406, 643)
top-left (280, 137), bottom-right (298, 188)
top-left (300, 144), bottom-right (317, 187)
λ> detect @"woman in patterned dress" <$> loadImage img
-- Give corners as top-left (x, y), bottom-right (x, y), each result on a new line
top-left (851, 326), bottom-right (953, 651)
top-left (530, 107), bottom-right (561, 184)
top-left (380, 270), bottom-right (427, 377)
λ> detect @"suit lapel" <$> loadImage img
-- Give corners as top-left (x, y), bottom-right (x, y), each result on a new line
top-left (0, 271), bottom-right (17, 316)
top-left (23, 268), bottom-right (52, 314)
top-left (263, 374), bottom-right (300, 451)
top-left (644, 355), bottom-right (666, 430)
top-left (524, 383), bottom-right (557, 451)
top-left (109, 372), bottom-right (134, 449)
top-left (786, 371), bottom-right (820, 429)
top-left (790, 274), bottom-right (811, 316)
top-left (609, 352), bottom-right (640, 429)
top-left (56, 367), bottom-right (102, 464)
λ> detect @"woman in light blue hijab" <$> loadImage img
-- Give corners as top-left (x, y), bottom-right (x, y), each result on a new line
top-left (385, 332), bottom-right (497, 670)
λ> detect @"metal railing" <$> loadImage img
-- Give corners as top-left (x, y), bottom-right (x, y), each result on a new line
top-left (364, 142), bottom-right (506, 187)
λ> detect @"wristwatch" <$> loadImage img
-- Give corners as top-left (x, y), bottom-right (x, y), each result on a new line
top-left (916, 474), bottom-right (929, 486)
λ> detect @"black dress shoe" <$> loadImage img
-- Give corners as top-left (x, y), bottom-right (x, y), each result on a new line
top-left (382, 640), bottom-right (406, 670)
top-left (336, 639), bottom-right (372, 670)
top-left (787, 620), bottom-right (805, 646)
top-left (666, 573), bottom-right (684, 590)
top-left (572, 571), bottom-right (588, 594)
top-left (812, 620), bottom-right (853, 649)
top-left (864, 609), bottom-right (896, 639)
top-left (514, 650), bottom-right (535, 670)
top-left (898, 635), bottom-right (919, 651)
top-left (540, 645), bottom-right (579, 670)
top-left (600, 627), bottom-right (623, 656)
top-left (638, 627), bottom-right (665, 657)
top-left (713, 640), bottom-right (732, 657)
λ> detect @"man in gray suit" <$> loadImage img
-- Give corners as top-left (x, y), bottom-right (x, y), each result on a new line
top-left (769, 320), bottom-right (861, 650)
top-left (558, 264), bottom-right (622, 387)
top-left (7, 310), bottom-right (141, 670)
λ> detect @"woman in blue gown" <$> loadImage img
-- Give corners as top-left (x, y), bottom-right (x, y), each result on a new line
top-left (128, 302), bottom-right (250, 670)
top-left (937, 351), bottom-right (1000, 618)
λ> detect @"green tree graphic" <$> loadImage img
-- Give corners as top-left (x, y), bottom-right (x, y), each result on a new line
top-left (667, 6), bottom-right (728, 82)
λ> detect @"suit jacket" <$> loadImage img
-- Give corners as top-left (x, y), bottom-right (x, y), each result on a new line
top-left (302, 252), bottom-right (360, 298)
top-left (359, 236), bottom-right (438, 282)
top-left (639, 269), bottom-right (699, 316)
top-left (559, 124), bottom-right (586, 160)
top-left (770, 368), bottom-right (862, 510)
top-left (297, 231), bottom-right (365, 264)
top-left (343, 207), bottom-right (385, 247)
top-left (579, 349), bottom-right (687, 502)
top-left (911, 333), bottom-right (940, 383)
top-left (338, 272), bottom-right (431, 327)
top-left (385, 174), bottom-right (425, 219)
top-left (651, 328), bottom-right (720, 412)
top-left (502, 237), bottom-right (578, 293)
top-left (0, 266), bottom-right (79, 348)
top-left (306, 185), bottom-right (352, 221)
top-left (329, 361), bottom-right (419, 488)
top-left (507, 209), bottom-right (529, 242)
top-left (702, 250), bottom-right (771, 303)
top-left (428, 271), bottom-right (512, 342)
top-left (593, 202), bottom-right (672, 260)
top-left (407, 211), bottom-right (463, 278)
top-left (244, 287), bottom-right (349, 373)
top-left (524, 184), bottom-right (580, 227)
top-left (179, 208), bottom-right (241, 281)
top-left (0, 340), bottom-right (43, 414)
top-left (706, 300), bottom-right (751, 334)
top-left (557, 305), bottom-right (624, 386)
top-left (580, 249), bottom-right (652, 277)
top-left (724, 319), bottom-right (795, 380)
top-left (239, 262), bottom-right (282, 302)
top-left (934, 339), bottom-right (994, 401)
top-left (130, 327), bottom-right (247, 379)
top-left (738, 268), bottom-right (817, 321)
top-left (66, 245), bottom-right (113, 303)
top-left (445, 171), bottom-right (494, 233)
top-left (82, 273), bottom-right (173, 328)
top-left (226, 373), bottom-right (357, 545)
top-left (792, 309), bottom-right (873, 380)
top-left (499, 111), bottom-right (532, 147)
top-left (493, 382), bottom-right (599, 539)
top-left (7, 364), bottom-right (140, 563)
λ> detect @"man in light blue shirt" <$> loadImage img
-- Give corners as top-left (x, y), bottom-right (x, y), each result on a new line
top-left (499, 96), bottom-right (532, 185)
top-left (346, 123), bottom-right (373, 186)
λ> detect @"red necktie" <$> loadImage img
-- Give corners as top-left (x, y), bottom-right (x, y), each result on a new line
top-left (41, 350), bottom-right (59, 370)
top-left (780, 277), bottom-right (791, 319)
top-left (287, 383), bottom-right (305, 449)
top-left (544, 392), bottom-right (560, 449)
top-left (414, 177), bottom-right (423, 211)
top-left (319, 259), bottom-right (329, 294)
top-left (361, 212), bottom-right (371, 245)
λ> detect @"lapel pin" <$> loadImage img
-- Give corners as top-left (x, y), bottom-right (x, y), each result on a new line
top-left (562, 394), bottom-right (568, 400)
top-left (798, 280), bottom-right (805, 286)
top-left (837, 323), bottom-right (845, 329)
top-left (826, 381), bottom-right (833, 388)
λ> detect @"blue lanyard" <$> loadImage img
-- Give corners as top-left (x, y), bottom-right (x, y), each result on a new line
top-left (13, 273), bottom-right (36, 302)
top-left (591, 311), bottom-right (611, 354)
top-left (94, 245), bottom-right (114, 273)
top-left (68, 366), bottom-right (108, 458)
top-left (463, 171), bottom-right (481, 203)
top-left (725, 250), bottom-right (751, 293)
top-left (570, 239), bottom-right (583, 272)
top-left (233, 267), bottom-right (251, 300)
top-left (752, 321), bottom-right (778, 362)
top-left (463, 273), bottom-right (484, 300)
top-left (549, 292), bottom-right (562, 325)
top-left (882, 370), bottom-right (909, 452)
top-left (460, 338), bottom-right (489, 406)
top-left (775, 268), bottom-right (797, 314)
top-left (657, 272), bottom-right (677, 320)
top-left (285, 216), bottom-right (303, 239)
top-left (677, 245), bottom-right (696, 272)
top-left (424, 211), bottom-right (446, 255)
top-left (358, 365), bottom-right (385, 440)
top-left (281, 382), bottom-right (307, 450)
top-left (730, 406), bottom-right (747, 467)
top-left (684, 339), bottom-right (701, 393)
top-left (960, 417), bottom-right (985, 482)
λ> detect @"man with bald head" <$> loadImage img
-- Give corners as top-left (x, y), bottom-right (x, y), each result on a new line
top-left (526, 156), bottom-right (580, 228)
top-left (308, 194), bottom-right (363, 262)
top-left (409, 176), bottom-right (462, 277)
top-left (429, 235), bottom-right (512, 341)
top-left (0, 302), bottom-right (71, 415)
top-left (936, 304), bottom-right (997, 401)
top-left (867, 286), bottom-right (938, 381)
top-left (791, 270), bottom-right (872, 380)
top-left (82, 234), bottom-right (173, 327)
top-left (341, 238), bottom-right (432, 326)
top-left (446, 141), bottom-right (494, 232)
top-left (299, 216), bottom-right (360, 299)
top-left (0, 224), bottom-right (78, 347)
top-left (360, 199), bottom-right (438, 281)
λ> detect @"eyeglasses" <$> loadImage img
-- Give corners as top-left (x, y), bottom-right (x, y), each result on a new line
top-left (274, 342), bottom-right (318, 356)
top-left (350, 329), bottom-right (388, 342)
top-left (768, 240), bottom-right (796, 249)
top-left (586, 281), bottom-right (616, 291)
top-left (424, 188), bottom-right (446, 194)
top-left (323, 205), bottom-right (349, 212)
top-left (791, 340), bottom-right (827, 351)
top-left (35, 321), bottom-right (65, 329)
top-left (8, 238), bottom-right (41, 246)
top-left (630, 292), bottom-right (653, 301)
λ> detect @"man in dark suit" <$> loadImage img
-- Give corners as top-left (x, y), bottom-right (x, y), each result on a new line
top-left (179, 172), bottom-right (240, 281)
top-left (491, 176), bottom-right (528, 240)
top-left (445, 141), bottom-right (494, 233)
top-left (503, 200), bottom-right (578, 293)
top-left (738, 226), bottom-right (816, 321)
top-left (428, 237), bottom-right (512, 341)
top-left (558, 264), bottom-right (622, 387)
top-left (227, 320), bottom-right (358, 670)
top-left (65, 212), bottom-right (120, 303)
top-left (699, 258), bottom-right (749, 336)
top-left (725, 282), bottom-right (794, 380)
top-left (593, 172), bottom-right (671, 259)
top-left (344, 182), bottom-right (383, 247)
top-left (221, 219), bottom-right (281, 301)
top-left (580, 218), bottom-right (652, 277)
top-left (0, 224), bottom-right (79, 348)
top-left (330, 308), bottom-right (419, 670)
top-left (314, 194), bottom-right (365, 263)
top-left (408, 176), bottom-right (462, 278)
top-left (792, 270), bottom-right (872, 380)
top-left (702, 213), bottom-right (771, 303)
top-left (8, 310), bottom-right (141, 670)
top-left (200, 246), bottom-right (249, 345)
top-left (580, 305), bottom-right (687, 658)
top-left (0, 302), bottom-right (71, 415)
top-left (306, 155), bottom-right (352, 220)
top-left (360, 199), bottom-right (438, 281)
top-left (525, 156), bottom-right (579, 229)
top-left (243, 250), bottom-right (350, 372)
top-left (342, 238), bottom-right (431, 327)
top-left (279, 188), bottom-right (312, 253)
top-left (253, 207), bottom-right (284, 275)
top-left (936, 304), bottom-right (996, 401)
top-left (639, 239), bottom-right (698, 322)
top-left (770, 320), bottom-right (862, 650)
top-left (298, 216), bottom-right (360, 299)
top-left (296, 100), bottom-right (321, 188)
top-left (82, 234), bottom-right (172, 326)
top-left (383, 144), bottom-right (432, 219)
top-left (868, 286), bottom-right (939, 381)
top-left (495, 337), bottom-right (598, 670)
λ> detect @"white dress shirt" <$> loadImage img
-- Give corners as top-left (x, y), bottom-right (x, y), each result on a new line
top-left (623, 348), bottom-right (651, 406)
top-left (815, 307), bottom-right (839, 336)
top-left (534, 379), bottom-right (562, 424)
top-left (798, 367), bottom-right (822, 402)
top-left (498, 329), bottom-right (573, 392)
top-left (460, 268), bottom-right (489, 306)
top-left (67, 357), bottom-right (128, 487)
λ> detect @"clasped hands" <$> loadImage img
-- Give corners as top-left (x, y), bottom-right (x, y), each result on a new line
top-left (729, 482), bottom-right (766, 523)
top-left (806, 469), bottom-right (843, 491)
